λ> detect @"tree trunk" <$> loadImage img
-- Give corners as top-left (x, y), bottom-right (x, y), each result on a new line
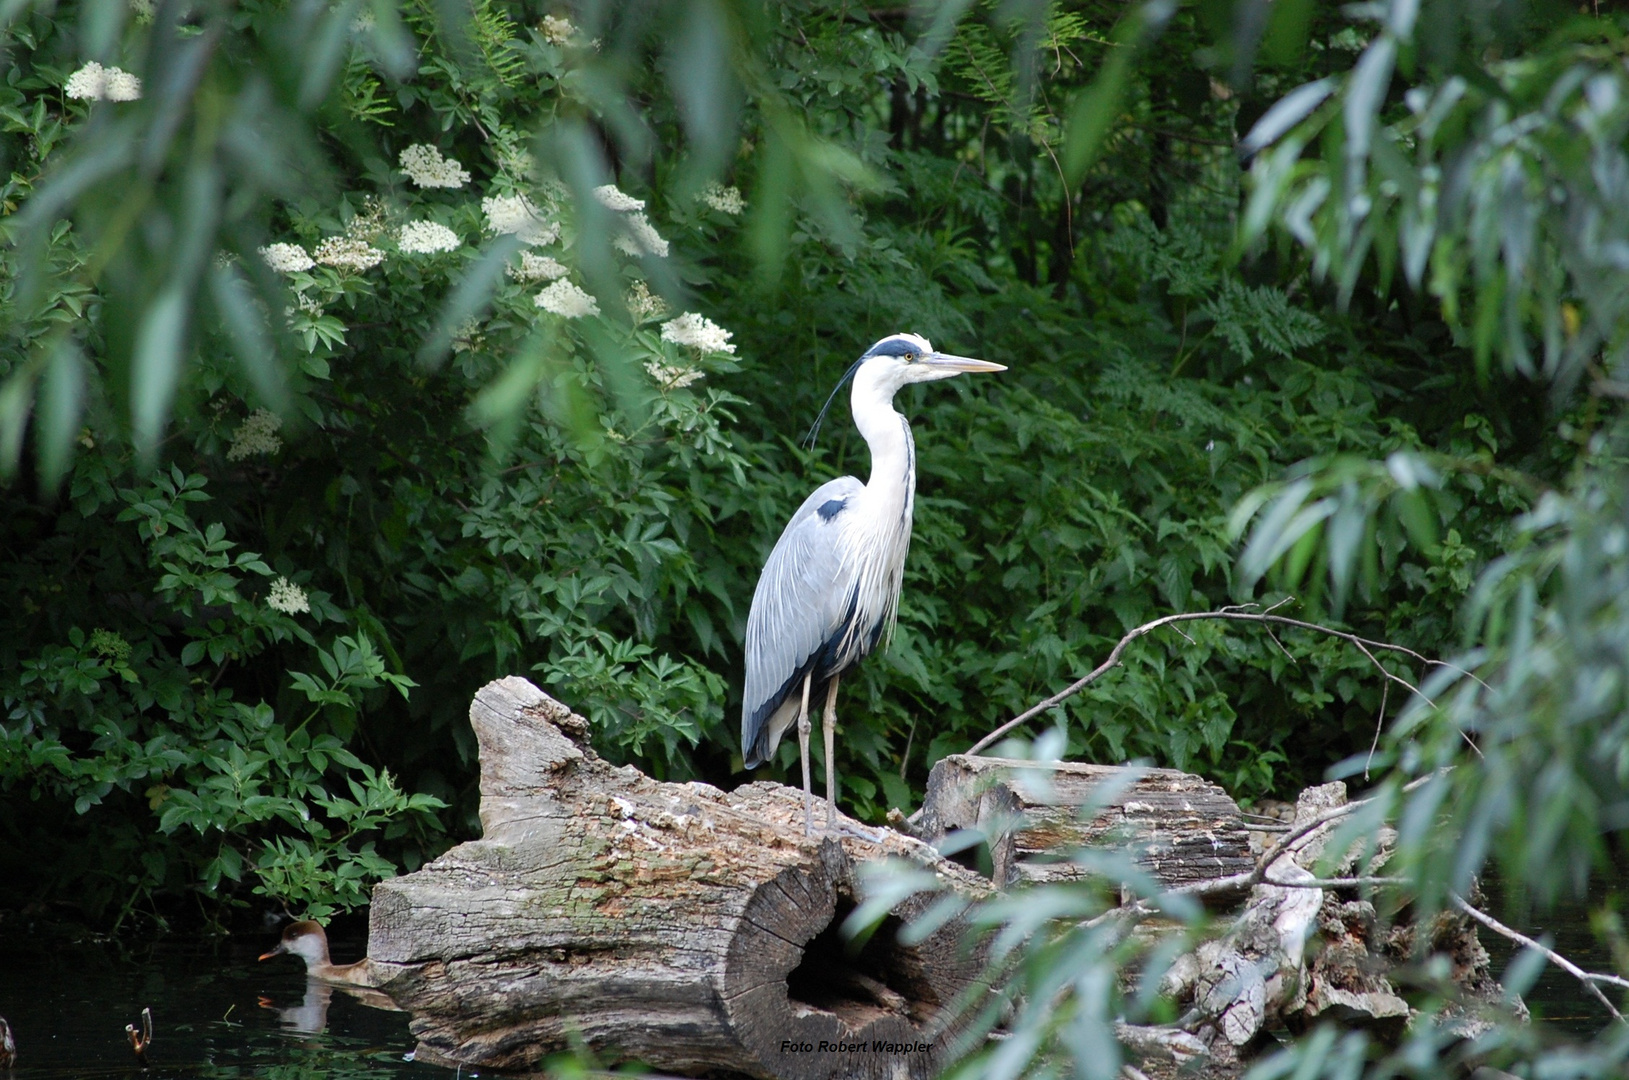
top-left (910, 753), bottom-right (1255, 893)
top-left (365, 677), bottom-right (991, 1079)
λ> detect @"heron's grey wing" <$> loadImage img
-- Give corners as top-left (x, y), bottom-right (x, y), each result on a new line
top-left (741, 476), bottom-right (865, 764)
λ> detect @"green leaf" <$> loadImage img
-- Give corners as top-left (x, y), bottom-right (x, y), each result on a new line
top-left (1239, 77), bottom-right (1335, 157)
top-left (1063, 47), bottom-right (1134, 185)
top-left (1343, 35), bottom-right (1396, 163)
top-left (131, 286), bottom-right (189, 463)
top-left (0, 361), bottom-right (39, 480)
top-left (417, 234), bottom-right (521, 370)
top-left (207, 262), bottom-right (289, 413)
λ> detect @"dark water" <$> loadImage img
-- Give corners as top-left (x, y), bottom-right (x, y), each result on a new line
top-left (0, 927), bottom-right (451, 1080)
top-left (1479, 878), bottom-right (1627, 1036)
top-left (0, 889), bottom-right (1621, 1079)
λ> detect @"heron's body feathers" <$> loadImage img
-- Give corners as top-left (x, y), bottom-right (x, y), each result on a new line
top-left (742, 472), bottom-right (910, 768)
top-left (740, 333), bottom-right (1004, 775)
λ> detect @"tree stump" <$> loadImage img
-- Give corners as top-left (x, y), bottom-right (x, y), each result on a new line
top-left (365, 677), bottom-right (990, 1079)
top-left (911, 754), bottom-right (1254, 892)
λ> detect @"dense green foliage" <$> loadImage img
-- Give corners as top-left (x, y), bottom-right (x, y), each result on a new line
top-left (0, 0), bottom-right (1541, 927)
top-left (863, 4), bottom-right (1629, 1080)
top-left (4, 0), bottom-right (1629, 1075)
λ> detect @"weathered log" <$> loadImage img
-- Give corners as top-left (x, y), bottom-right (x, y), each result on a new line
top-left (912, 754), bottom-right (1255, 892)
top-left (1163, 781), bottom-right (1512, 1066)
top-left (366, 677), bottom-right (990, 1079)
top-left (1166, 782), bottom-right (1347, 1066)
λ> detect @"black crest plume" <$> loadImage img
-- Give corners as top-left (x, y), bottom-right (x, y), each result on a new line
top-left (802, 357), bottom-right (865, 449)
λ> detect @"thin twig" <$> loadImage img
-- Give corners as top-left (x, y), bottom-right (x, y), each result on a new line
top-left (1365, 679), bottom-right (1389, 780)
top-left (1265, 627), bottom-right (1296, 664)
top-left (1451, 893), bottom-right (1629, 1025)
top-left (969, 607), bottom-right (1475, 755)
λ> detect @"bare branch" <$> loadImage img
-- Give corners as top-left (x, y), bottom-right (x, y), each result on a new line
top-left (968, 607), bottom-right (1479, 756)
top-left (1262, 874), bottom-right (1410, 889)
top-left (1365, 679), bottom-right (1389, 780)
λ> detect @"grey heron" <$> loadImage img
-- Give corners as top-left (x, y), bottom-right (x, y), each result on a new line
top-left (741, 332), bottom-right (1006, 833)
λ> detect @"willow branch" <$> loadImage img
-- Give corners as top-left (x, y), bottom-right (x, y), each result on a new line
top-left (969, 603), bottom-right (1481, 756)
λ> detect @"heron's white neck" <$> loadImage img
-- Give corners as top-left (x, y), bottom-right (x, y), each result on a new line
top-left (850, 376), bottom-right (915, 509)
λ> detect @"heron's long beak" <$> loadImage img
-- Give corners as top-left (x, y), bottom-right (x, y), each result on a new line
top-left (925, 352), bottom-right (1007, 373)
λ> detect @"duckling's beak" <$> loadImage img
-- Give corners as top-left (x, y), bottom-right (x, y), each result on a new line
top-left (258, 943), bottom-right (286, 961)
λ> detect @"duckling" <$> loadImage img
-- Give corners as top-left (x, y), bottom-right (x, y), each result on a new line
top-left (259, 920), bottom-right (378, 987)
top-left (0, 1015), bottom-right (16, 1068)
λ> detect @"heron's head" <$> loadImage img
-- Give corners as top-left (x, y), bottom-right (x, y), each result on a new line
top-left (805, 332), bottom-right (1005, 447)
top-left (854, 332), bottom-right (1006, 395)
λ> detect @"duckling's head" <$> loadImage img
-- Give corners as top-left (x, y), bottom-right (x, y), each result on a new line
top-left (259, 920), bottom-right (331, 968)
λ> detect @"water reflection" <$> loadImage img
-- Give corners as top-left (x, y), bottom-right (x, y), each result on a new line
top-left (0, 927), bottom-right (433, 1079)
top-left (260, 980), bottom-right (403, 1037)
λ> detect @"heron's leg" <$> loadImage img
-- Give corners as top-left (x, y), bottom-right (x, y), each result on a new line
top-left (822, 674), bottom-right (841, 832)
top-left (797, 673), bottom-right (813, 836)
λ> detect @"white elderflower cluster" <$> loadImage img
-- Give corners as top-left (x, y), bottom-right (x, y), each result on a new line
top-left (398, 220), bottom-right (461, 254)
top-left (594, 184), bottom-right (644, 212)
top-left (287, 291), bottom-right (324, 317)
top-left (342, 198), bottom-right (388, 242)
top-left (130, 0), bottom-right (155, 22)
top-left (481, 194), bottom-right (559, 246)
top-left (508, 250), bottom-right (570, 283)
top-left (226, 409), bottom-right (284, 461)
top-left (267, 577), bottom-right (310, 615)
top-left (644, 361), bottom-right (704, 391)
top-left (626, 280), bottom-right (668, 321)
top-left (65, 62), bottom-right (142, 101)
top-left (399, 144), bottom-right (470, 189)
top-left (613, 212), bottom-right (668, 258)
top-left (535, 279), bottom-right (599, 319)
top-left (700, 182), bottom-right (744, 215)
top-left (314, 236), bottom-right (385, 271)
top-left (259, 242), bottom-right (314, 274)
top-left (660, 312), bottom-right (735, 354)
top-left (540, 14), bottom-right (575, 44)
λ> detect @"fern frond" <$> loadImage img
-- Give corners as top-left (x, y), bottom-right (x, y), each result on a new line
top-left (342, 59), bottom-right (396, 127)
top-left (469, 0), bottom-right (526, 89)
top-left (1104, 216), bottom-right (1218, 298)
top-left (1200, 278), bottom-right (1327, 362)
top-left (1096, 350), bottom-right (1231, 432)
